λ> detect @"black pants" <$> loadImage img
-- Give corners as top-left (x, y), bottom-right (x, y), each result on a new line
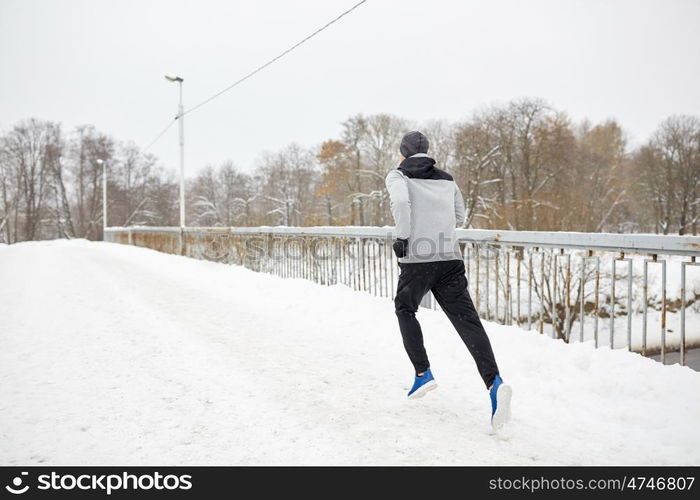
top-left (394, 259), bottom-right (499, 388)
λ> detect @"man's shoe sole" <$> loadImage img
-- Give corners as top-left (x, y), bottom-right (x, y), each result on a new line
top-left (491, 383), bottom-right (512, 430)
top-left (408, 379), bottom-right (437, 399)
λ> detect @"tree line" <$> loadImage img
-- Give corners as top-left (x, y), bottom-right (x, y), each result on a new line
top-left (1, 98), bottom-right (698, 243)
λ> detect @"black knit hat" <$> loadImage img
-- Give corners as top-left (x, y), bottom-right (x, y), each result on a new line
top-left (400, 131), bottom-right (429, 158)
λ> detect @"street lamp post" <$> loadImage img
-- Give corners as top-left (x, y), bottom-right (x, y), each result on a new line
top-left (97, 159), bottom-right (106, 238)
top-left (165, 75), bottom-right (185, 229)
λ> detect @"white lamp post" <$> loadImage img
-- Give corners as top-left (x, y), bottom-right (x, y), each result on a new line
top-left (96, 158), bottom-right (106, 237)
top-left (165, 75), bottom-right (185, 228)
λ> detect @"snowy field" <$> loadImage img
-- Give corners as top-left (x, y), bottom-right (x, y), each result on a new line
top-left (1, 239), bottom-right (699, 465)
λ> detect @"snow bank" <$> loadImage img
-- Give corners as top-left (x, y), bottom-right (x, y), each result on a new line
top-left (0, 239), bottom-right (698, 465)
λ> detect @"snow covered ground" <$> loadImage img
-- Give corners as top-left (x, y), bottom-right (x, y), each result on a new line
top-left (1, 239), bottom-right (699, 465)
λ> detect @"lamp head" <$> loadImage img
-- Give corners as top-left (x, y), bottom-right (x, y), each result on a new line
top-left (164, 75), bottom-right (184, 82)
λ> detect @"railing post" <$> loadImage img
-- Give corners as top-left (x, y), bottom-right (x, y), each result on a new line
top-left (579, 254), bottom-right (586, 343)
top-left (506, 250), bottom-right (512, 325)
top-left (539, 250), bottom-right (545, 335)
top-left (485, 247), bottom-right (490, 320)
top-left (610, 257), bottom-right (616, 349)
top-left (495, 248), bottom-right (500, 322)
top-left (475, 245), bottom-right (481, 315)
top-left (626, 257), bottom-right (633, 351)
top-left (680, 258), bottom-right (699, 367)
top-left (527, 250), bottom-right (533, 331)
top-left (561, 251), bottom-right (571, 343)
top-left (594, 256), bottom-right (600, 348)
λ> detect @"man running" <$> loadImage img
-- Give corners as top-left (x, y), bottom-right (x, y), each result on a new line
top-left (385, 130), bottom-right (512, 430)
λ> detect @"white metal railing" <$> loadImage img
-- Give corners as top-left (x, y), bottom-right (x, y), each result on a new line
top-left (105, 226), bottom-right (700, 366)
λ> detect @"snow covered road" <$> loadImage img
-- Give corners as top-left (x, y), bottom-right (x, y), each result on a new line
top-left (1, 239), bottom-right (699, 465)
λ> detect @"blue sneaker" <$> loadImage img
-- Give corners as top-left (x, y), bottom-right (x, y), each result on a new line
top-left (489, 374), bottom-right (512, 430)
top-left (407, 368), bottom-right (437, 399)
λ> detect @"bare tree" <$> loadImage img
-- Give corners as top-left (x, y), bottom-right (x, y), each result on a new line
top-left (568, 120), bottom-right (628, 232)
top-left (316, 140), bottom-right (354, 226)
top-left (68, 126), bottom-right (114, 239)
top-left (633, 115), bottom-right (700, 235)
top-left (258, 144), bottom-right (318, 226)
top-left (421, 119), bottom-right (455, 171)
top-left (45, 128), bottom-right (75, 239)
top-left (341, 115), bottom-right (369, 225)
top-left (452, 118), bottom-right (502, 227)
top-left (1, 106), bottom-right (699, 241)
top-left (0, 146), bottom-right (20, 243)
top-left (0, 119), bottom-right (63, 242)
top-left (358, 114), bottom-right (408, 225)
top-left (190, 162), bottom-right (257, 226)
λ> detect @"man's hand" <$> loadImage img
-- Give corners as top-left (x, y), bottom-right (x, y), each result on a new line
top-left (393, 238), bottom-right (409, 258)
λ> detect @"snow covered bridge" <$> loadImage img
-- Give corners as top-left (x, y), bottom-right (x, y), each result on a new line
top-left (1, 239), bottom-right (699, 465)
top-left (107, 226), bottom-right (700, 362)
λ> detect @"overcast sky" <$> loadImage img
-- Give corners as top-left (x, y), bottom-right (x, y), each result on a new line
top-left (1, 0), bottom-right (699, 176)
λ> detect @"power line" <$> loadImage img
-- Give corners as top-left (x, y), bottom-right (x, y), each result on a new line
top-left (181, 0), bottom-right (367, 117)
top-left (142, 119), bottom-right (177, 153)
top-left (140, 0), bottom-right (367, 154)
